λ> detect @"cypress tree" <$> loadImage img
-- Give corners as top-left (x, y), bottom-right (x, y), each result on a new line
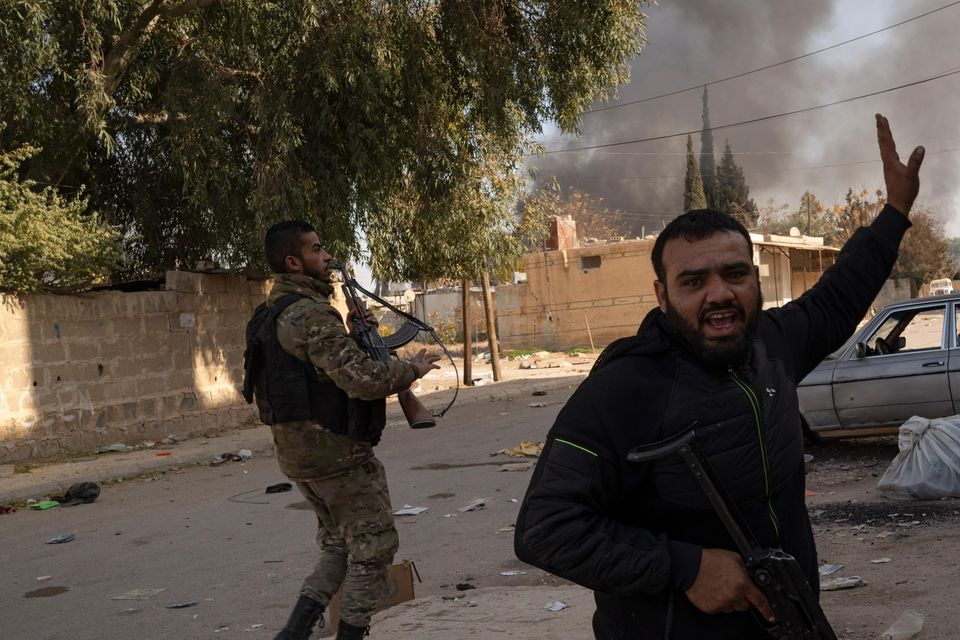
top-left (715, 141), bottom-right (758, 227)
top-left (699, 86), bottom-right (717, 208)
top-left (683, 135), bottom-right (707, 211)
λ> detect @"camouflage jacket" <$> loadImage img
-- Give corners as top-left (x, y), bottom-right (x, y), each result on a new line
top-left (267, 273), bottom-right (418, 479)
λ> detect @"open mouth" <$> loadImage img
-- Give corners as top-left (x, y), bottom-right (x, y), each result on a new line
top-left (702, 310), bottom-right (740, 335)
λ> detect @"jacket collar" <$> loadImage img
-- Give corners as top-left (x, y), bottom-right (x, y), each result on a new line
top-left (268, 273), bottom-right (335, 302)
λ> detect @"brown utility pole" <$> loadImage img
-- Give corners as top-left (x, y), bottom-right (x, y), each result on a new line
top-left (480, 271), bottom-right (502, 381)
top-left (461, 279), bottom-right (473, 386)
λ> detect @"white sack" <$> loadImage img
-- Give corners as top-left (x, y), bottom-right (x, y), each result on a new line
top-left (878, 415), bottom-right (960, 499)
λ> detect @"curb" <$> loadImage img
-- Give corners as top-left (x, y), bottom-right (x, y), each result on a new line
top-left (0, 373), bottom-right (584, 505)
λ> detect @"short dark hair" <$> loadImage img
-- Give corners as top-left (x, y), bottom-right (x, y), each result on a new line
top-left (264, 220), bottom-right (316, 273)
top-left (652, 209), bottom-right (753, 282)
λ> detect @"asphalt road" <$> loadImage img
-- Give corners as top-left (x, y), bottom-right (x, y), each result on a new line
top-left (1, 384), bottom-right (580, 640)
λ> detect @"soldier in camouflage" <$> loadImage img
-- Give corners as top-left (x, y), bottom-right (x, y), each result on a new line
top-left (245, 220), bottom-right (439, 640)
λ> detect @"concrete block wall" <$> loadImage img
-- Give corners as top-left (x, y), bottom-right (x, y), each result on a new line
top-left (0, 272), bottom-right (273, 463)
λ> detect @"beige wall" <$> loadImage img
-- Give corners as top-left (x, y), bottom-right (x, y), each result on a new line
top-left (497, 239), bottom-right (839, 352)
top-left (497, 239), bottom-right (659, 351)
top-left (0, 272), bottom-right (278, 463)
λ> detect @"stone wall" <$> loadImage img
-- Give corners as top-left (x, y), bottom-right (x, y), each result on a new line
top-left (0, 272), bottom-right (275, 463)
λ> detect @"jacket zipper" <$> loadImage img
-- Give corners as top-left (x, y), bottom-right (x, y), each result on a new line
top-left (728, 367), bottom-right (781, 545)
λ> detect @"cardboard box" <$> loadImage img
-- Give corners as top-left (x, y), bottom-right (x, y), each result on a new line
top-left (324, 560), bottom-right (419, 632)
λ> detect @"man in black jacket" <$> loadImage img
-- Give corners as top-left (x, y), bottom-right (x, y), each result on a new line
top-left (514, 114), bottom-right (924, 639)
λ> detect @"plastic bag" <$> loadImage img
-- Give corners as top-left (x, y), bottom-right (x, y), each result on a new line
top-left (878, 415), bottom-right (960, 499)
top-left (880, 610), bottom-right (924, 640)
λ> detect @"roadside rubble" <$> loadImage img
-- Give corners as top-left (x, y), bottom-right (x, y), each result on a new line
top-left (492, 441), bottom-right (542, 458)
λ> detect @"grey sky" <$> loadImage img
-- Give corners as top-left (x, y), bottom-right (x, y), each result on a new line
top-left (527, 0), bottom-right (960, 236)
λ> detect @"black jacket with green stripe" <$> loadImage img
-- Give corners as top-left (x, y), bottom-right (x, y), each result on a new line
top-left (514, 205), bottom-right (909, 640)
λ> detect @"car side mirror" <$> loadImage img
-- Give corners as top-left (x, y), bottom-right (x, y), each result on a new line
top-left (855, 342), bottom-right (868, 358)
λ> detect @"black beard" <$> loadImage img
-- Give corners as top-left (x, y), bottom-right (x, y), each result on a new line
top-left (663, 293), bottom-right (763, 369)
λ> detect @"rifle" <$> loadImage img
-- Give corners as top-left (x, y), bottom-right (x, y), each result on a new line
top-left (627, 428), bottom-right (837, 640)
top-left (330, 260), bottom-right (457, 429)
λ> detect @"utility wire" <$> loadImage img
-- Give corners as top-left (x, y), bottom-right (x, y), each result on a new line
top-left (539, 67), bottom-right (960, 155)
top-left (585, 0), bottom-right (960, 114)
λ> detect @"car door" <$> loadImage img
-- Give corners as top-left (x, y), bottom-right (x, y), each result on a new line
top-left (832, 302), bottom-right (951, 429)
top-left (949, 301), bottom-right (960, 414)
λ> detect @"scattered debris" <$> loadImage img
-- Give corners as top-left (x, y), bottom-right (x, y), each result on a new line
top-left (497, 525), bottom-right (515, 533)
top-left (804, 490), bottom-right (817, 497)
top-left (46, 534), bottom-right (75, 544)
top-left (544, 601), bottom-right (568, 612)
top-left (528, 402), bottom-right (547, 408)
top-left (455, 583), bottom-right (475, 591)
top-left (214, 624), bottom-right (230, 632)
top-left (820, 576), bottom-right (866, 591)
top-left (531, 390), bottom-right (547, 396)
top-left (394, 505), bottom-right (429, 516)
top-left (265, 482), bottom-right (293, 494)
top-left (897, 521), bottom-right (921, 528)
top-left (463, 600), bottom-right (478, 607)
top-left (212, 451), bottom-right (249, 465)
top-left (37, 576), bottom-right (51, 582)
top-left (238, 449), bottom-right (253, 460)
top-left (880, 609), bottom-right (924, 640)
top-left (458, 499), bottom-right (487, 513)
top-left (499, 570), bottom-right (526, 576)
top-left (499, 462), bottom-right (535, 472)
top-left (29, 501), bottom-right (60, 511)
top-left (0, 505), bottom-right (15, 515)
top-left (247, 624), bottom-right (264, 631)
top-left (110, 588), bottom-right (167, 600)
top-left (818, 564), bottom-right (844, 576)
top-left (51, 482), bottom-right (100, 506)
top-left (97, 443), bottom-right (133, 454)
top-left (156, 452), bottom-right (172, 457)
top-left (493, 441), bottom-right (543, 458)
top-left (165, 602), bottom-right (199, 609)
top-left (871, 558), bottom-right (892, 564)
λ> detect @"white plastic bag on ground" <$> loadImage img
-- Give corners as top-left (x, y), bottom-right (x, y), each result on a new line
top-left (878, 415), bottom-right (960, 499)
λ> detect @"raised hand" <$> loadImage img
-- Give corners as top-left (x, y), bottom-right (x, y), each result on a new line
top-left (876, 113), bottom-right (924, 217)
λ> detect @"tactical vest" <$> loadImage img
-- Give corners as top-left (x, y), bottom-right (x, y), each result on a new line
top-left (242, 294), bottom-right (386, 444)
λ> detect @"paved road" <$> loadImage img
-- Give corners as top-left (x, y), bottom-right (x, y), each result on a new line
top-left (2, 380), bottom-right (591, 640)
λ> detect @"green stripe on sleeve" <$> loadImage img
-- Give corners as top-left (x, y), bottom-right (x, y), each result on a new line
top-left (555, 438), bottom-right (598, 457)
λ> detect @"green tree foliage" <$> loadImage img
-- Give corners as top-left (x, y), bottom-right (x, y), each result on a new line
top-left (891, 207), bottom-right (952, 296)
top-left (683, 134), bottom-right (707, 211)
top-left (699, 86), bottom-right (717, 209)
top-left (1, 0), bottom-right (647, 282)
top-left (715, 141), bottom-right (757, 227)
top-left (0, 146), bottom-right (119, 293)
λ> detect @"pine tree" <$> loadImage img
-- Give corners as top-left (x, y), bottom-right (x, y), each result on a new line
top-left (683, 135), bottom-right (707, 211)
top-left (699, 86), bottom-right (717, 209)
top-left (715, 141), bottom-right (758, 227)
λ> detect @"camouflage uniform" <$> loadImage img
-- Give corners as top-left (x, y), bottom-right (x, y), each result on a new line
top-left (267, 273), bottom-right (417, 627)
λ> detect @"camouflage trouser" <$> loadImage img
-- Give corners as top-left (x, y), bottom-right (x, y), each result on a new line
top-left (295, 456), bottom-right (399, 627)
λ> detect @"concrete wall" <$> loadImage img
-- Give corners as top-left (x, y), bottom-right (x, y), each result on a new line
top-left (497, 240), bottom-right (659, 351)
top-left (0, 272), bottom-right (277, 463)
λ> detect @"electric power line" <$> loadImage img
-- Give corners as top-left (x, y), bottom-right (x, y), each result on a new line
top-left (585, 0), bottom-right (960, 115)
top-left (538, 67), bottom-right (960, 155)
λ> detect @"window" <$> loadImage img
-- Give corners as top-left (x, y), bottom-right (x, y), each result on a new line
top-left (863, 305), bottom-right (945, 356)
top-left (580, 255), bottom-right (601, 270)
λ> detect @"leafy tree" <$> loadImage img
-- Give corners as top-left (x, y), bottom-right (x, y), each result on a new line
top-left (890, 206), bottom-right (952, 296)
top-left (715, 141), bottom-right (757, 227)
top-left (1, 0), bottom-right (648, 282)
top-left (522, 180), bottom-right (630, 244)
top-left (0, 146), bottom-right (119, 293)
top-left (699, 86), bottom-right (717, 209)
top-left (760, 192), bottom-right (835, 238)
top-left (683, 134), bottom-right (707, 211)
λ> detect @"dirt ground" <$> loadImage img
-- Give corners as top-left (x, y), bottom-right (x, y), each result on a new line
top-left (804, 436), bottom-right (960, 639)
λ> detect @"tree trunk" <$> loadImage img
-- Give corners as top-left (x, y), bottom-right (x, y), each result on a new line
top-left (462, 279), bottom-right (473, 386)
top-left (480, 271), bottom-right (502, 381)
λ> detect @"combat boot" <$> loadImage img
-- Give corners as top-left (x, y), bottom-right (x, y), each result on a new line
top-left (274, 595), bottom-right (324, 640)
top-left (336, 620), bottom-right (370, 639)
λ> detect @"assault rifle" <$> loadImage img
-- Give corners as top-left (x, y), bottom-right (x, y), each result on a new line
top-left (331, 260), bottom-right (456, 429)
top-left (627, 429), bottom-right (837, 640)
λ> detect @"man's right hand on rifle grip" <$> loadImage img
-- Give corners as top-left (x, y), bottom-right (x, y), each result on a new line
top-left (685, 548), bottom-right (776, 623)
top-left (408, 349), bottom-right (441, 378)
